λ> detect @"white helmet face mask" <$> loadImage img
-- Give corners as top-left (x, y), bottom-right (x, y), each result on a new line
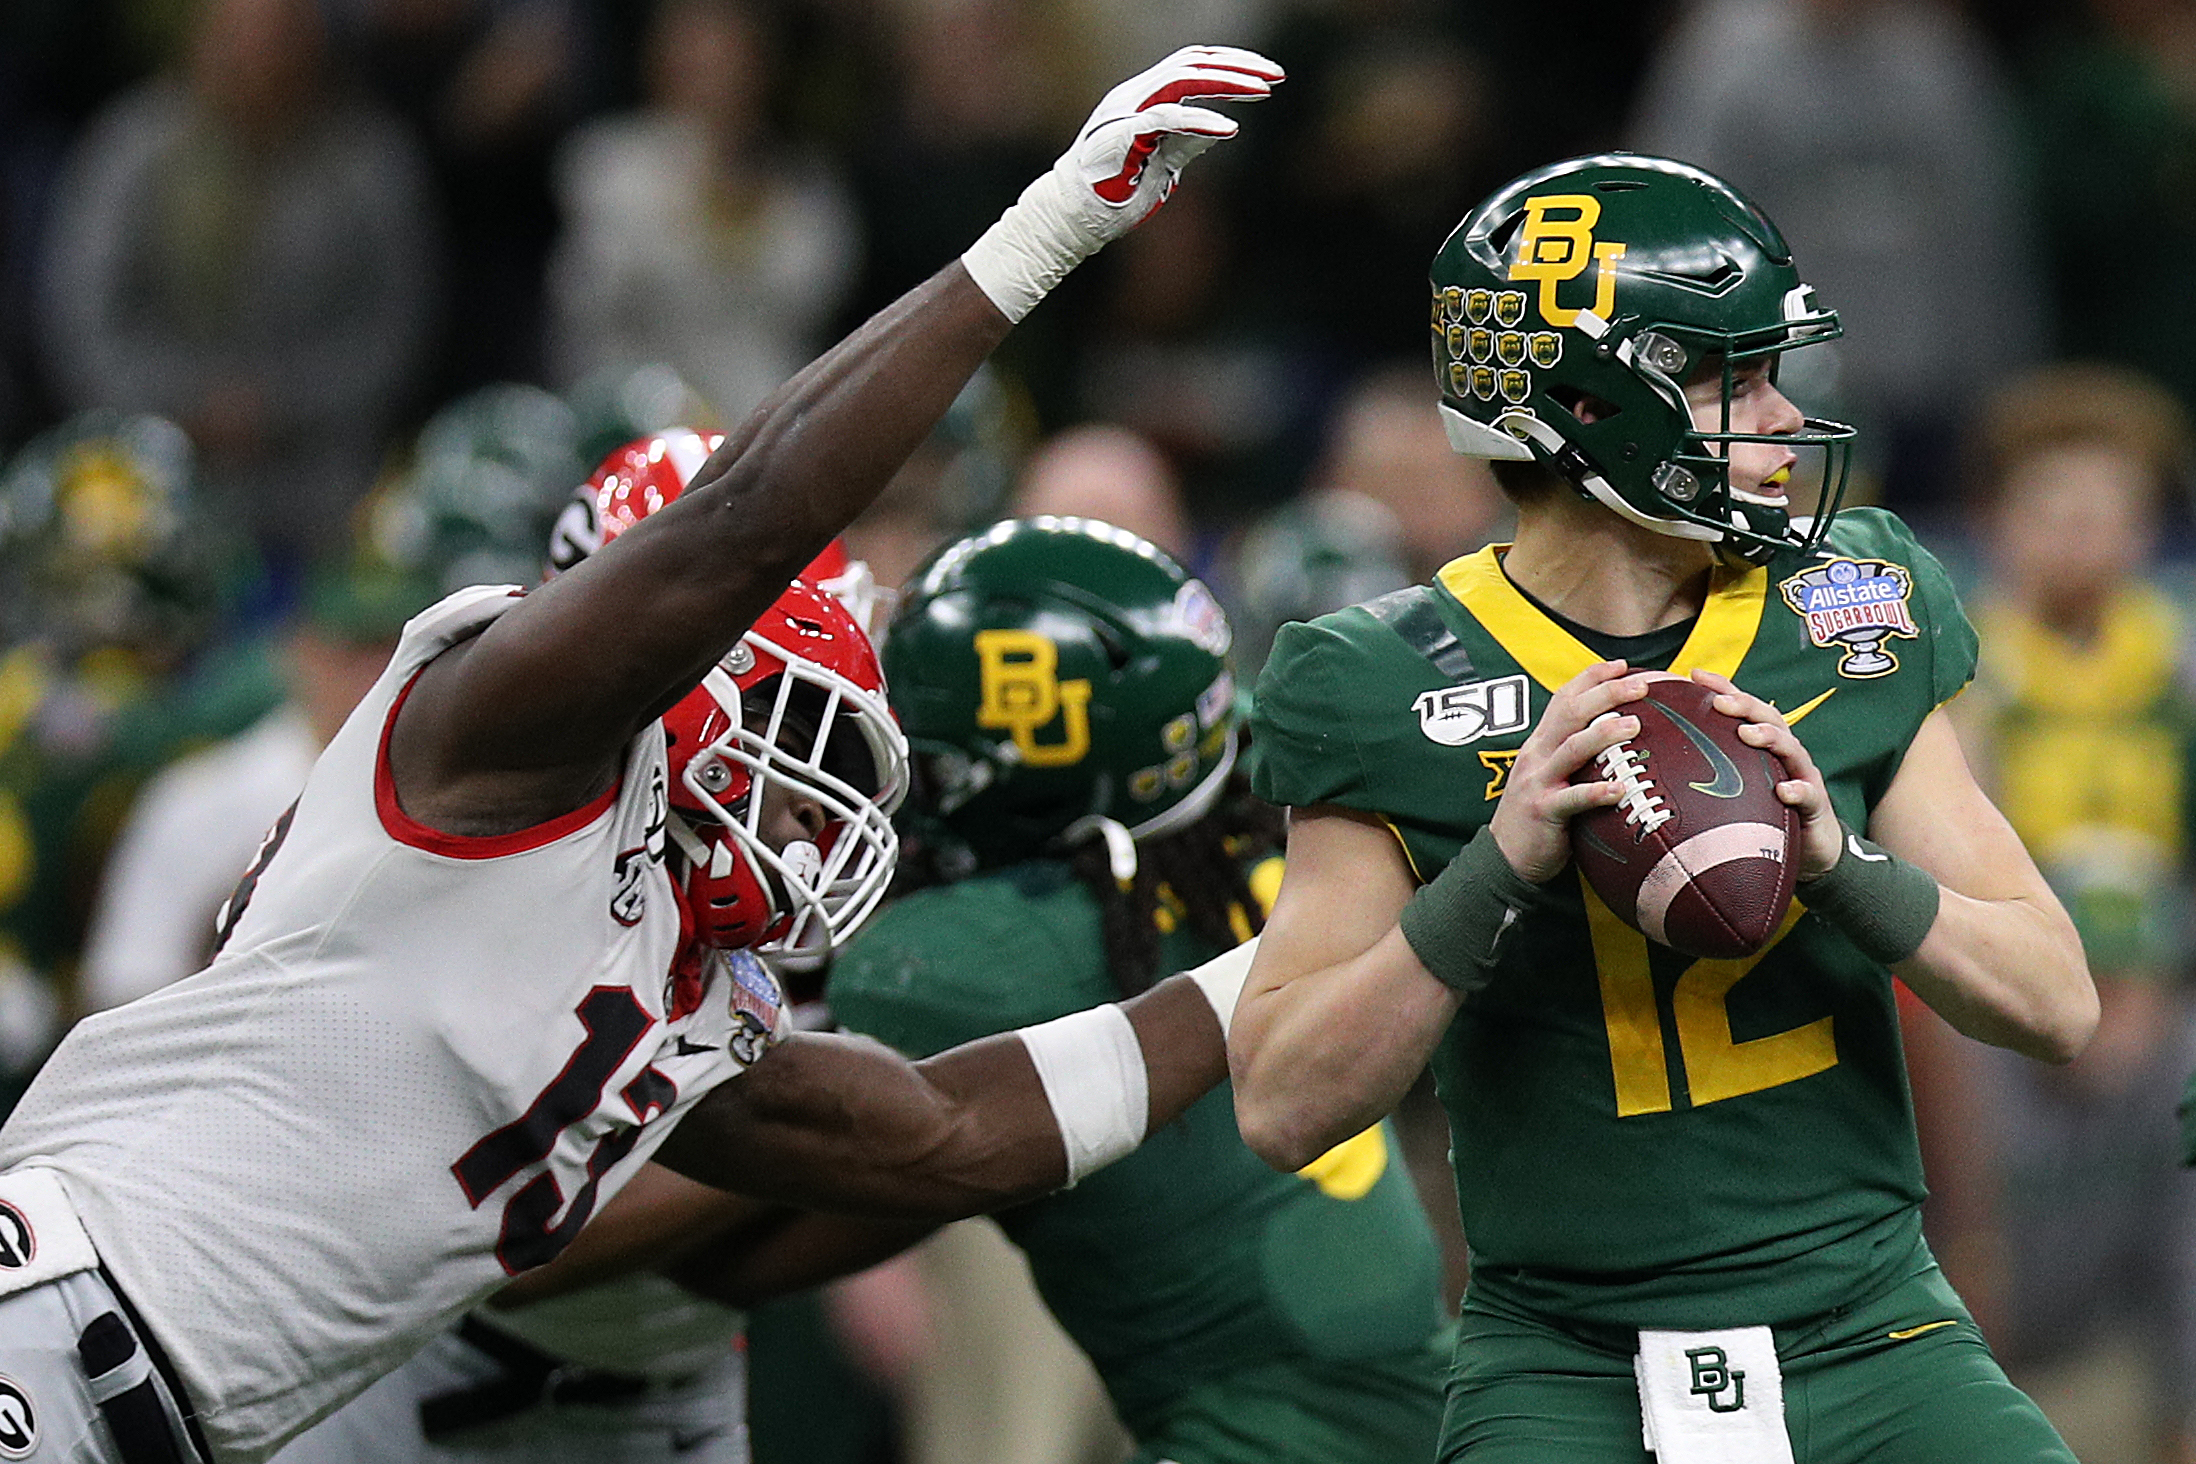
top-left (669, 625), bottom-right (909, 964)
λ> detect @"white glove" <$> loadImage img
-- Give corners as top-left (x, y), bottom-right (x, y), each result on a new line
top-left (962, 45), bottom-right (1284, 322)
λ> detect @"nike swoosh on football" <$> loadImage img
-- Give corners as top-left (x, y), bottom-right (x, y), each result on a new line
top-left (1661, 706), bottom-right (1745, 799)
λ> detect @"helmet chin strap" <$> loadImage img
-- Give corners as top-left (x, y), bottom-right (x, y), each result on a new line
top-left (1500, 409), bottom-right (1723, 547)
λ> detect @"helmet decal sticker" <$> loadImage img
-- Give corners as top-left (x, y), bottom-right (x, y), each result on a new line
top-left (1508, 194), bottom-right (1627, 327)
top-left (974, 628), bottom-right (1093, 767)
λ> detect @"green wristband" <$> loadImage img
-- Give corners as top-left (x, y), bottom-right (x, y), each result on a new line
top-left (1397, 826), bottom-right (1541, 997)
top-left (1799, 823), bottom-right (1940, 966)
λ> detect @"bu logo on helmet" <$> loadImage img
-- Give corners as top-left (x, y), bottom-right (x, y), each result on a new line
top-left (1509, 194), bottom-right (1627, 328)
top-left (975, 629), bottom-right (1092, 767)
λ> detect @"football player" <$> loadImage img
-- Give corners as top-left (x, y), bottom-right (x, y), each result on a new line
top-left (272, 516), bottom-right (1456, 1464)
top-left (762, 517), bottom-right (1452, 1463)
top-left (1227, 155), bottom-right (2096, 1462)
top-left (0, 46), bottom-right (1280, 1464)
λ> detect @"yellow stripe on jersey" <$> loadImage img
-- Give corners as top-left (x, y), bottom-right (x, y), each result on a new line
top-left (1886, 1320), bottom-right (1960, 1341)
top-left (1435, 546), bottom-right (1767, 690)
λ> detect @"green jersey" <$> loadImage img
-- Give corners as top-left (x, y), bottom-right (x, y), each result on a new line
top-left (1247, 508), bottom-right (1977, 1331)
top-left (828, 859), bottom-right (1448, 1460)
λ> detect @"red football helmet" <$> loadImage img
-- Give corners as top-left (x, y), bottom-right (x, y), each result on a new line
top-left (581, 430), bottom-right (908, 959)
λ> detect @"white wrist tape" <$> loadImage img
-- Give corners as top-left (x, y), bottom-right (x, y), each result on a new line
top-left (1016, 1002), bottom-right (1148, 1185)
top-left (960, 171), bottom-right (1098, 324)
top-left (1184, 936), bottom-right (1257, 1043)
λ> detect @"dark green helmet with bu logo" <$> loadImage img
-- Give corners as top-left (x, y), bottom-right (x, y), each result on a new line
top-left (1429, 153), bottom-right (1855, 563)
top-left (883, 517), bottom-right (1237, 872)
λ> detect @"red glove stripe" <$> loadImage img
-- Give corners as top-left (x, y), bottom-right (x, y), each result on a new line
top-left (1137, 77), bottom-right (1268, 109)
top-left (1093, 131), bottom-right (1164, 204)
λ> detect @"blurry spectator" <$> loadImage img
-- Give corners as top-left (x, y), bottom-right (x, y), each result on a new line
top-left (1629, 0), bottom-right (2043, 510)
top-left (34, 0), bottom-right (438, 568)
top-left (0, 2), bottom-right (165, 447)
top-left (1009, 424), bottom-right (1192, 561)
top-left (2019, 1), bottom-right (2196, 426)
top-left (843, 366), bottom-right (1030, 594)
top-left (547, 0), bottom-right (860, 425)
top-left (842, 0), bottom-right (1078, 420)
top-left (79, 559), bottom-right (437, 1012)
top-left (1076, 185), bottom-right (1318, 513)
top-left (1243, 10), bottom-right (1494, 372)
top-left (1940, 361), bottom-right (2196, 1464)
top-left (328, 0), bottom-right (581, 395)
top-left (1223, 364), bottom-right (1506, 673)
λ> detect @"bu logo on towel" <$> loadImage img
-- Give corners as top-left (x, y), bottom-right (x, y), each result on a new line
top-left (1686, 1347), bottom-right (1747, 1413)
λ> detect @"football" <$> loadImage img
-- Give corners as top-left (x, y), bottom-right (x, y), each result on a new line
top-left (1568, 674), bottom-right (1798, 959)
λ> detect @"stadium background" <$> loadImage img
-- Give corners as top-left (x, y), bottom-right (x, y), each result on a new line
top-left (2, 1), bottom-right (2193, 1460)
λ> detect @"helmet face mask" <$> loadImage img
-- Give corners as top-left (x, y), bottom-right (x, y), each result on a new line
top-left (1431, 154), bottom-right (1856, 564)
top-left (571, 430), bottom-right (909, 959)
top-left (662, 600), bottom-right (908, 959)
top-left (885, 516), bottom-right (1238, 873)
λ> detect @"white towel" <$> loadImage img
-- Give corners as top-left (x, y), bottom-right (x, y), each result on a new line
top-left (1634, 1326), bottom-right (1795, 1464)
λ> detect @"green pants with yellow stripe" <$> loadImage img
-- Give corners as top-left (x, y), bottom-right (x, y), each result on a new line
top-left (1438, 1267), bottom-right (2074, 1463)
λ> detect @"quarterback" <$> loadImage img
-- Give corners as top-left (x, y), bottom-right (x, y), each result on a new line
top-left (1231, 155), bottom-right (2095, 1461)
top-left (0, 46), bottom-right (1280, 1464)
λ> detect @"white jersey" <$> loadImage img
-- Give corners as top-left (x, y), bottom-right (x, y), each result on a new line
top-left (0, 587), bottom-right (787, 1464)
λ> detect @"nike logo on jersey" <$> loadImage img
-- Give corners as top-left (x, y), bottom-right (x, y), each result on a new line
top-left (1782, 688), bottom-right (1836, 725)
top-left (1886, 1320), bottom-right (1959, 1341)
top-left (1662, 706), bottom-right (1744, 799)
top-left (1846, 834), bottom-right (1888, 863)
top-left (672, 1036), bottom-right (718, 1057)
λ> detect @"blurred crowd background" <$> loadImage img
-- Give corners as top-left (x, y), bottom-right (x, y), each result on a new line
top-left (4, 0), bottom-right (2196, 1460)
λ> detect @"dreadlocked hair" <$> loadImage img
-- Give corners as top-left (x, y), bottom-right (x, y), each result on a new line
top-left (1067, 772), bottom-right (1285, 1001)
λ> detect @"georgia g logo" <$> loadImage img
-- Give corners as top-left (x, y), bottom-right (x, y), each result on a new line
top-left (0, 1376), bottom-right (36, 1459)
top-left (0, 1201), bottom-right (31, 1270)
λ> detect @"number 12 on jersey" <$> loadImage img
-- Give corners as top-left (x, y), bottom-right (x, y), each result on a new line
top-left (1582, 882), bottom-right (1834, 1116)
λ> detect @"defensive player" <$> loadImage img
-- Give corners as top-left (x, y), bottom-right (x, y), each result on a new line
top-left (0, 46), bottom-right (1281, 1464)
top-left (1229, 155), bottom-right (2096, 1461)
top-left (272, 516), bottom-right (1456, 1464)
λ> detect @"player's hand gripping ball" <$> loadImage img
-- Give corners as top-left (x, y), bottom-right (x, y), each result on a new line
top-left (1569, 674), bottom-right (1798, 959)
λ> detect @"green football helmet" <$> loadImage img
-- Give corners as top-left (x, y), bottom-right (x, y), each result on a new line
top-left (0, 410), bottom-right (225, 664)
top-left (1430, 153), bottom-right (1856, 562)
top-left (369, 383), bottom-right (588, 591)
top-left (884, 517), bottom-right (1237, 871)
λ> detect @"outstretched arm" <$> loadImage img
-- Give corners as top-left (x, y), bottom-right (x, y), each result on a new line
top-left (651, 967), bottom-right (1235, 1218)
top-left (389, 48), bottom-right (1283, 836)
